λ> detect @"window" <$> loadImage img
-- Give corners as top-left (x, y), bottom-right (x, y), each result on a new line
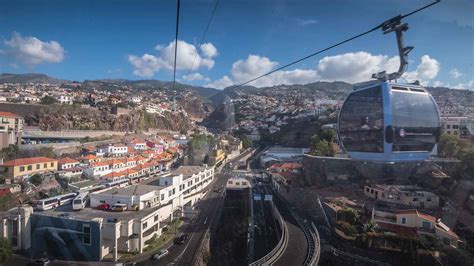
top-left (50, 162), bottom-right (54, 167)
top-left (19, 166), bottom-right (25, 172)
top-left (36, 164), bottom-right (40, 170)
top-left (366, 187), bottom-right (370, 192)
top-left (27, 165), bottom-right (32, 171)
top-left (453, 125), bottom-right (459, 129)
top-left (422, 221), bottom-right (431, 230)
top-left (339, 86), bottom-right (384, 153)
top-left (154, 215), bottom-right (158, 222)
top-left (143, 222), bottom-right (148, 229)
top-left (82, 224), bottom-right (91, 245)
top-left (161, 194), bottom-right (164, 201)
top-left (446, 125), bottom-right (451, 129)
top-left (391, 91), bottom-right (439, 152)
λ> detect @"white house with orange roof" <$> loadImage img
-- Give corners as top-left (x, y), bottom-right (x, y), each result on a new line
top-left (372, 208), bottom-right (459, 246)
top-left (128, 138), bottom-right (147, 150)
top-left (84, 161), bottom-right (112, 178)
top-left (58, 157), bottom-right (80, 170)
top-left (105, 144), bottom-right (128, 157)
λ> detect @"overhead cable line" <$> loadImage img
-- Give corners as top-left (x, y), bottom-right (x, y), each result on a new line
top-left (188, 0), bottom-right (220, 73)
top-left (229, 0), bottom-right (441, 89)
top-left (172, 0), bottom-right (181, 92)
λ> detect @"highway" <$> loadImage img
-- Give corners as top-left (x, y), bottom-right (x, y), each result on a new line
top-left (135, 152), bottom-right (253, 266)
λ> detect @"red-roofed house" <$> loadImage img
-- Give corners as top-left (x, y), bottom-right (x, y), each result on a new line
top-left (58, 157), bottom-right (80, 170)
top-left (372, 208), bottom-right (459, 246)
top-left (1, 157), bottom-right (58, 180)
top-left (128, 138), bottom-right (147, 150)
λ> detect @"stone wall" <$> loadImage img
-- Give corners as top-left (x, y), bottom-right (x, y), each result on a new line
top-left (302, 154), bottom-right (459, 187)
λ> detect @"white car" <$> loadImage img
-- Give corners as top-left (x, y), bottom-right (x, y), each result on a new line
top-left (151, 249), bottom-right (169, 260)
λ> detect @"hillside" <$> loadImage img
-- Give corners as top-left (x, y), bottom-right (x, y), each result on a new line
top-left (0, 73), bottom-right (69, 84)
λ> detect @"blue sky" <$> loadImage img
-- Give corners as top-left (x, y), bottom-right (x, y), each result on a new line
top-left (0, 0), bottom-right (472, 89)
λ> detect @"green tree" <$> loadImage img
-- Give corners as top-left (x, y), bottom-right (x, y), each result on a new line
top-left (438, 134), bottom-right (469, 159)
top-left (457, 150), bottom-right (474, 179)
top-left (310, 135), bottom-right (336, 157)
top-left (40, 95), bottom-right (58, 105)
top-left (0, 238), bottom-right (13, 265)
top-left (241, 136), bottom-right (252, 149)
top-left (320, 129), bottom-right (336, 142)
top-left (0, 145), bottom-right (19, 161)
top-left (30, 174), bottom-right (43, 186)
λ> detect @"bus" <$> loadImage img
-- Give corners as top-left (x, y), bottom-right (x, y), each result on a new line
top-left (72, 191), bottom-right (90, 211)
top-left (104, 179), bottom-right (130, 188)
top-left (35, 193), bottom-right (78, 211)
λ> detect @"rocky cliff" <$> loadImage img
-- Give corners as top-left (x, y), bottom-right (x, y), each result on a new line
top-left (26, 106), bottom-right (191, 132)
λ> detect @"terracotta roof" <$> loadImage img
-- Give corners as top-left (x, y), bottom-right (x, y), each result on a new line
top-left (395, 209), bottom-right (437, 223)
top-left (90, 161), bottom-right (110, 167)
top-left (279, 163), bottom-right (302, 169)
top-left (0, 112), bottom-right (20, 118)
top-left (82, 154), bottom-right (98, 160)
top-left (58, 157), bottom-right (79, 164)
top-left (279, 171), bottom-right (298, 181)
top-left (2, 157), bottom-right (57, 167)
top-left (103, 171), bottom-right (126, 179)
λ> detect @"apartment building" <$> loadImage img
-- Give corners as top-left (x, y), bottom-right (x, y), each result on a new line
top-left (0, 157), bottom-right (58, 180)
top-left (21, 164), bottom-right (215, 262)
top-left (0, 112), bottom-right (23, 149)
top-left (364, 185), bottom-right (439, 209)
top-left (441, 116), bottom-right (471, 137)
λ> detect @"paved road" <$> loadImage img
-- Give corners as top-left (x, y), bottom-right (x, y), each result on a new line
top-left (257, 184), bottom-right (308, 266)
top-left (136, 168), bottom-right (233, 266)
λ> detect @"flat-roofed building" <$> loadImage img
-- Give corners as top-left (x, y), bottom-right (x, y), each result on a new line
top-left (364, 185), bottom-right (439, 209)
top-left (0, 112), bottom-right (23, 149)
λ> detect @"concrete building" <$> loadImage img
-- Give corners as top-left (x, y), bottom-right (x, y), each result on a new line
top-left (364, 185), bottom-right (439, 209)
top-left (0, 112), bottom-right (23, 149)
top-left (10, 164), bottom-right (215, 262)
top-left (0, 157), bottom-right (58, 181)
top-left (0, 206), bottom-right (33, 251)
top-left (226, 177), bottom-right (251, 190)
top-left (441, 116), bottom-right (471, 138)
top-left (260, 146), bottom-right (309, 167)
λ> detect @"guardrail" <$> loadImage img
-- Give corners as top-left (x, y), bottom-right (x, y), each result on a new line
top-left (249, 202), bottom-right (288, 266)
top-left (291, 212), bottom-right (316, 266)
top-left (310, 222), bottom-right (321, 265)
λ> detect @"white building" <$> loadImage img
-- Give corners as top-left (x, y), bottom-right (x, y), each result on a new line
top-left (106, 144), bottom-right (128, 157)
top-left (56, 95), bottom-right (73, 105)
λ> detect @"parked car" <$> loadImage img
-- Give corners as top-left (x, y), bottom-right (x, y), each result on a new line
top-left (150, 249), bottom-right (169, 260)
top-left (97, 203), bottom-right (110, 211)
top-left (33, 258), bottom-right (50, 265)
top-left (111, 203), bottom-right (127, 212)
top-left (174, 234), bottom-right (188, 245)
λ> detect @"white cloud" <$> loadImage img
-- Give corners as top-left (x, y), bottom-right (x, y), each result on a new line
top-left (128, 40), bottom-right (217, 77)
top-left (315, 52), bottom-right (399, 83)
top-left (452, 79), bottom-right (474, 90)
top-left (182, 72), bottom-right (210, 82)
top-left (205, 75), bottom-right (233, 89)
top-left (200, 43), bottom-right (218, 58)
top-left (206, 52), bottom-right (440, 89)
top-left (2, 32), bottom-right (65, 66)
top-left (296, 18), bottom-right (319, 26)
top-left (449, 68), bottom-right (462, 79)
top-left (403, 55), bottom-right (440, 85)
top-left (432, 80), bottom-right (445, 87)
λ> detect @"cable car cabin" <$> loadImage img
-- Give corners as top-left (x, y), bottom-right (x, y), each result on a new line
top-left (338, 81), bottom-right (441, 162)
